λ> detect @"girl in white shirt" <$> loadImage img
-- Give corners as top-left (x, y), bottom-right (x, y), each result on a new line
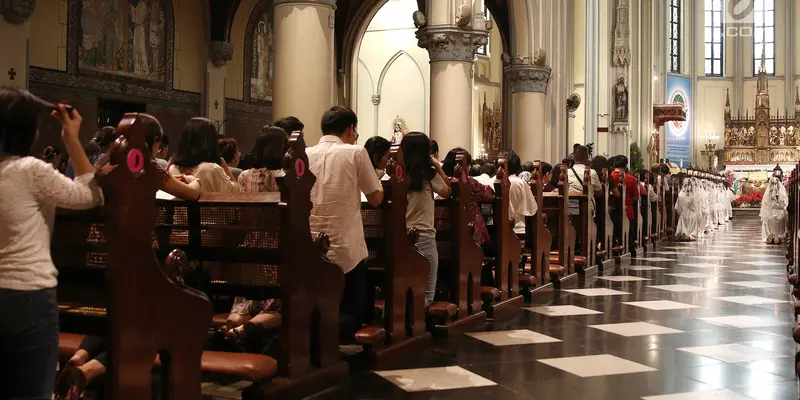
top-left (168, 117), bottom-right (240, 193)
top-left (0, 87), bottom-right (103, 399)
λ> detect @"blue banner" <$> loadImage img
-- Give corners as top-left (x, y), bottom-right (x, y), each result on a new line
top-left (665, 75), bottom-right (691, 166)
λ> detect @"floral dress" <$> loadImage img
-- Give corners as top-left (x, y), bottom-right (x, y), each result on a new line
top-left (231, 168), bottom-right (282, 316)
top-left (465, 177), bottom-right (495, 246)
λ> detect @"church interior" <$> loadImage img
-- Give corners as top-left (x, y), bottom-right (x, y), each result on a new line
top-left (2, 0), bottom-right (800, 399)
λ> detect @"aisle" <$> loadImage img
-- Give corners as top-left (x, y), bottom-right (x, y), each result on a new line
top-left (312, 217), bottom-right (799, 400)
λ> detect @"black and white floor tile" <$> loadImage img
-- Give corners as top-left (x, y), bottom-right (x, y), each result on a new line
top-left (307, 217), bottom-right (798, 399)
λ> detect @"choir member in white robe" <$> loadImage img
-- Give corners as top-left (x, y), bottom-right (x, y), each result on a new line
top-left (760, 176), bottom-right (788, 244)
top-left (675, 178), bottom-right (700, 241)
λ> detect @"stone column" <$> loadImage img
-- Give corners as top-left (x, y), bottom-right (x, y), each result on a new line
top-left (584, 0), bottom-right (599, 148)
top-left (506, 57), bottom-right (551, 162)
top-left (206, 41), bottom-right (233, 136)
top-left (0, 0), bottom-right (35, 88)
top-left (416, 8), bottom-right (487, 154)
top-left (272, 0), bottom-right (336, 145)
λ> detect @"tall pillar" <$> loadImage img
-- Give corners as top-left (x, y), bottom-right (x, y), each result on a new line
top-left (506, 56), bottom-right (551, 162)
top-left (417, 24), bottom-right (487, 154)
top-left (206, 41), bottom-right (232, 136)
top-left (272, 0), bottom-right (336, 144)
top-left (0, 0), bottom-right (35, 88)
top-left (584, 0), bottom-right (599, 148)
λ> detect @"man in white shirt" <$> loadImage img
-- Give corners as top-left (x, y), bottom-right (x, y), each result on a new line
top-left (306, 106), bottom-right (383, 344)
top-left (567, 145), bottom-right (601, 216)
top-left (506, 151), bottom-right (538, 235)
top-left (475, 163), bottom-right (496, 187)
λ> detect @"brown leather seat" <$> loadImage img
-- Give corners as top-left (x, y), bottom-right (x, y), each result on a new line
top-left (427, 301), bottom-right (458, 318)
top-left (60, 334), bottom-right (278, 382)
top-left (201, 351), bottom-right (278, 382)
top-left (212, 313), bottom-right (230, 329)
top-left (611, 245), bottom-right (623, 254)
top-left (549, 264), bottom-right (565, 276)
top-left (480, 286), bottom-right (501, 303)
top-left (355, 326), bottom-right (387, 346)
top-left (518, 273), bottom-right (536, 287)
top-left (59, 333), bottom-right (85, 362)
top-left (574, 256), bottom-right (586, 266)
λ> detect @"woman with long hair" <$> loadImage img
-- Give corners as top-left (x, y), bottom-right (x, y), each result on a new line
top-left (0, 87), bottom-right (104, 398)
top-left (65, 126), bottom-right (117, 178)
top-left (401, 133), bottom-right (450, 306)
top-left (441, 148), bottom-right (495, 246)
top-left (169, 117), bottom-right (239, 193)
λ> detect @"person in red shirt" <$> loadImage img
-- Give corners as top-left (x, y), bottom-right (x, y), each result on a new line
top-left (610, 156), bottom-right (639, 247)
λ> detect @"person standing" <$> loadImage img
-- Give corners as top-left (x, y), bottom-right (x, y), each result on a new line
top-left (306, 106), bottom-right (383, 346)
top-left (0, 88), bottom-right (104, 399)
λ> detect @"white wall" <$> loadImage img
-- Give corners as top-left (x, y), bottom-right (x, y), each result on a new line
top-left (353, 0), bottom-right (430, 143)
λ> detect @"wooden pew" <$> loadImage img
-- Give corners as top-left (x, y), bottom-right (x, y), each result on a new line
top-left (611, 170), bottom-right (630, 262)
top-left (361, 145), bottom-right (436, 364)
top-left (542, 165), bottom-right (577, 287)
top-left (56, 126), bottom-right (348, 399)
top-left (629, 174), bottom-right (644, 257)
top-left (432, 153), bottom-right (487, 335)
top-left (639, 171), bottom-right (651, 252)
top-left (480, 155), bottom-right (524, 317)
top-left (523, 161), bottom-right (556, 294)
top-left (664, 174), bottom-right (677, 237)
top-left (53, 114), bottom-right (212, 399)
top-left (571, 168), bottom-right (596, 275)
top-left (595, 169), bottom-right (615, 272)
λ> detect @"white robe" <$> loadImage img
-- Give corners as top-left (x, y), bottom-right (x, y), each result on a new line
top-left (760, 179), bottom-right (788, 243)
top-left (675, 190), bottom-right (700, 241)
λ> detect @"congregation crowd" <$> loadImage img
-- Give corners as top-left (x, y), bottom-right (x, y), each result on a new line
top-left (0, 85), bottom-right (794, 399)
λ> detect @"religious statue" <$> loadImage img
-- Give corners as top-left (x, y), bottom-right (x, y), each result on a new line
top-left (614, 75), bottom-right (628, 122)
top-left (391, 116), bottom-right (408, 143)
top-left (647, 130), bottom-right (658, 166)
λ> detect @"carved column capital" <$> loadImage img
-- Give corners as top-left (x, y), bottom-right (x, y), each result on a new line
top-left (371, 95), bottom-right (380, 106)
top-left (416, 26), bottom-right (488, 63)
top-left (208, 41), bottom-right (233, 68)
top-left (2, 0), bottom-right (36, 24)
top-left (505, 63), bottom-right (552, 94)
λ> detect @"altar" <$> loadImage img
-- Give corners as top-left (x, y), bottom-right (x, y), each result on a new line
top-left (723, 52), bottom-right (800, 170)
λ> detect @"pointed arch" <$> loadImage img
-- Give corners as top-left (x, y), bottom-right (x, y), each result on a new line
top-left (376, 50), bottom-right (425, 97)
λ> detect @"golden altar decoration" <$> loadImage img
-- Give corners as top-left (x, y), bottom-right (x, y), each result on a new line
top-left (724, 51), bottom-right (799, 165)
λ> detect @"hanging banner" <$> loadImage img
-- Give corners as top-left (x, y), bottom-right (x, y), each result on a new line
top-left (665, 75), bottom-right (691, 165)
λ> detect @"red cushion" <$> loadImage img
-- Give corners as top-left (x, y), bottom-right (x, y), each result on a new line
top-left (201, 351), bottom-right (278, 382)
top-left (355, 326), bottom-right (387, 346)
top-left (427, 301), bottom-right (458, 318)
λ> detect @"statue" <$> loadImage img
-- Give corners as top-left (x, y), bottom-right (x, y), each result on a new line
top-left (647, 130), bottom-right (658, 166)
top-left (615, 75), bottom-right (629, 122)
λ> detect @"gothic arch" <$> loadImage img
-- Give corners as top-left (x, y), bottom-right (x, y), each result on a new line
top-left (376, 50), bottom-right (425, 98)
top-left (243, 0), bottom-right (275, 104)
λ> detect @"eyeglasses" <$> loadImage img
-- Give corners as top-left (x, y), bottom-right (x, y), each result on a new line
top-left (354, 128), bottom-right (359, 141)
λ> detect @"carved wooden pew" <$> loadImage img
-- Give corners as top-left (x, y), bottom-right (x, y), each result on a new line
top-left (595, 169), bottom-right (615, 272)
top-left (432, 153), bottom-right (486, 335)
top-left (629, 174), bottom-right (644, 257)
top-left (360, 145), bottom-right (437, 363)
top-left (571, 167), bottom-right (596, 273)
top-left (639, 171), bottom-right (651, 252)
top-left (53, 114), bottom-right (213, 399)
top-left (522, 161), bottom-right (555, 295)
top-left (477, 155), bottom-right (524, 317)
top-left (611, 171), bottom-right (630, 262)
top-left (56, 126), bottom-right (348, 399)
top-left (664, 174), bottom-right (677, 237)
top-left (542, 166), bottom-right (577, 287)
top-left (656, 173), bottom-right (666, 239)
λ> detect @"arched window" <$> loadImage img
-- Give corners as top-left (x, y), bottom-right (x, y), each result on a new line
top-left (244, 0), bottom-right (275, 103)
top-left (704, 0), bottom-right (723, 76)
top-left (753, 0), bottom-right (775, 75)
top-left (669, 0), bottom-right (681, 73)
